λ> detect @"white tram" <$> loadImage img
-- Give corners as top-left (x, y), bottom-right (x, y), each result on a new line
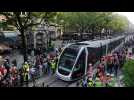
top-left (56, 36), bottom-right (125, 81)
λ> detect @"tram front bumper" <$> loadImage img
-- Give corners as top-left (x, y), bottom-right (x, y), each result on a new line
top-left (56, 70), bottom-right (71, 81)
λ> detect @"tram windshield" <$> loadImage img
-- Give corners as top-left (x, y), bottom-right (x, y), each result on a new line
top-left (58, 47), bottom-right (79, 73)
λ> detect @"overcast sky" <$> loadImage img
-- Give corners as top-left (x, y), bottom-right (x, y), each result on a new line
top-left (118, 12), bottom-right (134, 24)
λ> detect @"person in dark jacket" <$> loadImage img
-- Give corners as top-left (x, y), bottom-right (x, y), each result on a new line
top-left (4, 59), bottom-right (10, 75)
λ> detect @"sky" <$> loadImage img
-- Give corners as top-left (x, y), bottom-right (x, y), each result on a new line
top-left (118, 12), bottom-right (134, 24)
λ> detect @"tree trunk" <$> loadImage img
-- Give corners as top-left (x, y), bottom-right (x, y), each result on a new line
top-left (20, 29), bottom-right (28, 62)
top-left (15, 13), bottom-right (28, 62)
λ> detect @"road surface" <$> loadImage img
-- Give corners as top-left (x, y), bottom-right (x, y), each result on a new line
top-left (27, 74), bottom-right (77, 87)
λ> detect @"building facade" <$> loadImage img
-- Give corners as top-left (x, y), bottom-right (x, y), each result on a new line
top-left (33, 22), bottom-right (63, 50)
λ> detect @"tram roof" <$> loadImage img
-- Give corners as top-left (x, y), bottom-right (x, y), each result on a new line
top-left (79, 39), bottom-right (110, 47)
top-left (77, 35), bottom-right (124, 48)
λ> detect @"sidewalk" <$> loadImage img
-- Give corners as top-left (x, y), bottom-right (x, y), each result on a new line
top-left (114, 47), bottom-right (134, 87)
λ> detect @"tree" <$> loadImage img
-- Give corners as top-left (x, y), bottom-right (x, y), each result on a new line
top-left (0, 12), bottom-right (58, 62)
top-left (56, 12), bottom-right (113, 37)
top-left (111, 14), bottom-right (129, 34)
top-left (56, 12), bottom-right (129, 38)
top-left (123, 60), bottom-right (134, 87)
top-left (0, 19), bottom-right (9, 31)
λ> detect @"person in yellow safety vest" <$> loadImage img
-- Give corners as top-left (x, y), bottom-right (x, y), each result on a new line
top-left (87, 77), bottom-right (94, 87)
top-left (23, 62), bottom-right (30, 86)
top-left (51, 60), bottom-right (56, 74)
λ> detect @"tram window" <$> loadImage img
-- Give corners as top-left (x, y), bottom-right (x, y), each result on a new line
top-left (87, 47), bottom-right (100, 65)
top-left (87, 48), bottom-right (95, 64)
top-left (72, 49), bottom-right (86, 79)
top-left (101, 45), bottom-right (106, 56)
top-left (58, 47), bottom-right (79, 75)
top-left (108, 39), bottom-right (123, 53)
top-left (96, 47), bottom-right (102, 60)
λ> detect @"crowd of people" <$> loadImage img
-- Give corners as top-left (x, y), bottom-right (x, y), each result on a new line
top-left (81, 47), bottom-right (131, 87)
top-left (0, 43), bottom-right (63, 87)
top-left (0, 37), bottom-right (134, 87)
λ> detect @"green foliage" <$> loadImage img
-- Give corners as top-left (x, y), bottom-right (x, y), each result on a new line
top-left (0, 12), bottom-right (130, 36)
top-left (0, 12), bottom-right (58, 31)
top-left (123, 60), bottom-right (134, 87)
top-left (56, 12), bottom-right (129, 36)
top-left (0, 12), bottom-right (58, 61)
top-left (0, 20), bottom-right (8, 30)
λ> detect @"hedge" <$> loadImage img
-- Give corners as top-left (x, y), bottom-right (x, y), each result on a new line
top-left (123, 60), bottom-right (134, 87)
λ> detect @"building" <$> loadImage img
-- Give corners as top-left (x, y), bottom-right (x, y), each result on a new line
top-left (25, 29), bottom-right (34, 51)
top-left (33, 22), bottom-right (63, 49)
top-left (35, 32), bottom-right (45, 49)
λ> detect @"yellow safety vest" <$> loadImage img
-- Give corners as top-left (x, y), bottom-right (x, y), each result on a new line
top-left (23, 64), bottom-right (30, 81)
top-left (88, 80), bottom-right (94, 87)
top-left (51, 62), bottom-right (56, 69)
top-left (23, 64), bottom-right (29, 73)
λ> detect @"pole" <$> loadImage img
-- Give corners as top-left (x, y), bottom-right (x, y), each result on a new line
top-left (100, 42), bottom-right (103, 62)
top-left (106, 41), bottom-right (108, 56)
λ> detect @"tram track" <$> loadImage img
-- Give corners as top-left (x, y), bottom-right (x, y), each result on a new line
top-left (36, 74), bottom-right (77, 87)
top-left (28, 74), bottom-right (76, 87)
top-left (45, 76), bottom-right (75, 87)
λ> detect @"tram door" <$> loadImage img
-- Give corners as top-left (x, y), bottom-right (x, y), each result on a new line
top-left (71, 49), bottom-right (86, 80)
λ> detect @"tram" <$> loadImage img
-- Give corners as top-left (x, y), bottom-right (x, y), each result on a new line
top-left (56, 36), bottom-right (125, 81)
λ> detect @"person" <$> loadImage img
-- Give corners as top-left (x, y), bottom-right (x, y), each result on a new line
top-left (42, 58), bottom-right (48, 74)
top-left (122, 51), bottom-right (127, 65)
top-left (87, 63), bottom-right (93, 79)
top-left (95, 66), bottom-right (109, 87)
top-left (35, 55), bottom-right (41, 67)
top-left (101, 56), bottom-right (107, 72)
top-left (22, 62), bottom-right (30, 86)
top-left (98, 63), bottom-right (105, 76)
top-left (51, 60), bottom-right (56, 74)
top-left (38, 64), bottom-right (43, 77)
top-left (0, 71), bottom-right (3, 87)
top-left (81, 77), bottom-right (88, 87)
top-left (3, 68), bottom-right (7, 79)
top-left (18, 68), bottom-right (24, 87)
top-left (87, 77), bottom-right (94, 87)
top-left (39, 55), bottom-right (44, 65)
top-left (0, 65), bottom-right (5, 76)
top-left (96, 67), bottom-right (101, 78)
top-left (95, 66), bottom-right (105, 85)
top-left (106, 55), bottom-right (113, 75)
top-left (10, 64), bottom-right (18, 87)
top-left (4, 59), bottom-right (10, 75)
top-left (113, 54), bottom-right (119, 77)
top-left (29, 66), bottom-right (36, 86)
top-left (118, 53), bottom-right (124, 69)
